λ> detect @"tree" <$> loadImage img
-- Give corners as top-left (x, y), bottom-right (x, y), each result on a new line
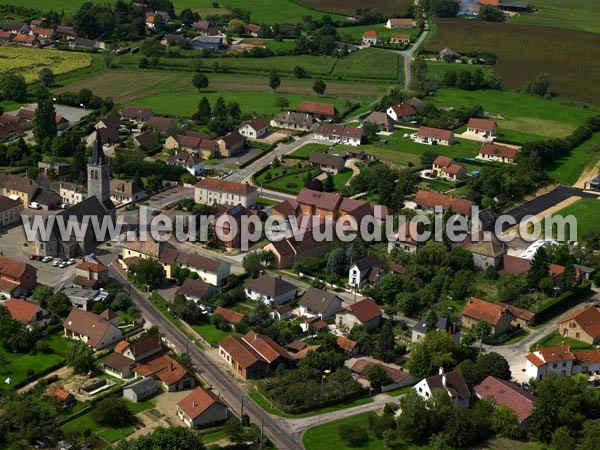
top-left (425, 310), bottom-right (439, 333)
top-left (0, 74), bottom-right (27, 102)
top-left (194, 96), bottom-right (212, 124)
top-left (443, 70), bottom-right (457, 87)
top-left (227, 18), bottom-right (246, 35)
top-left (260, 249), bottom-right (275, 268)
top-left (92, 398), bottom-right (135, 427)
top-left (396, 391), bottom-right (430, 442)
top-left (471, 320), bottom-right (492, 350)
top-left (140, 38), bottom-right (165, 57)
top-left (39, 68), bottom-right (55, 87)
top-left (269, 69), bottom-right (281, 92)
top-left (362, 122), bottom-right (379, 143)
top-left (32, 285), bottom-right (54, 306)
top-left (478, 352), bottom-right (511, 380)
top-left (552, 426), bottom-right (576, 450)
top-left (67, 341), bottom-right (94, 374)
top-left (407, 330), bottom-right (470, 378)
top-left (421, 150), bottom-right (438, 166)
top-left (34, 88), bottom-right (57, 145)
top-left (365, 364), bottom-right (387, 389)
top-left (523, 72), bottom-right (551, 97)
top-left (250, 299), bottom-right (270, 327)
top-left (192, 73), bottom-right (209, 92)
top-left (224, 418), bottom-right (244, 442)
top-left (338, 424), bottom-right (367, 447)
top-left (132, 258), bottom-right (165, 289)
top-left (491, 405), bottom-right (523, 438)
top-left (242, 251), bottom-right (263, 278)
top-left (479, 4), bottom-right (505, 21)
top-left (580, 420), bottom-right (600, 450)
top-left (275, 96), bottom-right (290, 110)
top-left (323, 172), bottom-right (335, 192)
top-left (326, 247), bottom-right (347, 276)
top-left (313, 78), bottom-right (327, 97)
top-left (429, 0), bottom-right (459, 17)
top-left (527, 246), bottom-right (549, 290)
top-left (47, 292), bottom-right (72, 317)
top-left (294, 65), bottom-right (308, 78)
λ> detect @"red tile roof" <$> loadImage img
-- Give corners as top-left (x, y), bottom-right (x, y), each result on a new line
top-left (296, 101), bottom-right (336, 117)
top-left (388, 18), bottom-right (414, 26)
top-left (467, 118), bottom-right (496, 131)
top-left (559, 304), bottom-right (600, 339)
top-left (462, 297), bottom-right (507, 326)
top-left (214, 306), bottom-right (247, 324)
top-left (195, 178), bottom-right (257, 196)
top-left (389, 103), bottom-right (416, 118)
top-left (296, 188), bottom-right (342, 211)
top-left (5, 299), bottom-right (42, 323)
top-left (0, 256), bottom-right (32, 278)
top-left (54, 388), bottom-right (73, 401)
top-left (474, 376), bottom-right (535, 422)
top-left (337, 336), bottom-right (357, 353)
top-left (414, 190), bottom-right (473, 215)
top-left (391, 33), bottom-right (411, 40)
top-left (527, 345), bottom-right (576, 366)
top-left (479, 143), bottom-right (517, 160)
top-left (177, 387), bottom-right (225, 420)
top-left (363, 30), bottom-right (378, 37)
top-left (339, 297), bottom-right (382, 323)
top-left (417, 126), bottom-right (453, 141)
top-left (219, 335), bottom-right (266, 368)
top-left (574, 350), bottom-right (600, 365)
top-left (76, 260), bottom-right (108, 273)
top-left (242, 330), bottom-right (292, 363)
top-left (433, 155), bottom-right (455, 168)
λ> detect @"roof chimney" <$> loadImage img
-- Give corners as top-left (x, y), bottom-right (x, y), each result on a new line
top-left (193, 401), bottom-right (197, 408)
top-left (438, 367), bottom-right (444, 376)
top-left (442, 374), bottom-right (447, 388)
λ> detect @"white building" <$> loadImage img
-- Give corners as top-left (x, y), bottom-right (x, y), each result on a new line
top-left (314, 123), bottom-right (363, 147)
top-left (244, 274), bottom-right (297, 305)
top-left (167, 151), bottom-right (205, 176)
top-left (177, 387), bottom-right (228, 427)
top-left (238, 117), bottom-right (269, 139)
top-left (414, 368), bottom-right (470, 409)
top-left (194, 178), bottom-right (258, 208)
top-left (525, 345), bottom-right (600, 381)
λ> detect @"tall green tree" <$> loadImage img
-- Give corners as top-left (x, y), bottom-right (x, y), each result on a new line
top-left (0, 74), bottom-right (27, 102)
top-left (269, 69), bottom-right (281, 93)
top-left (67, 341), bottom-right (94, 374)
top-left (192, 73), bottom-right (209, 92)
top-left (527, 246), bottom-right (549, 290)
top-left (34, 88), bottom-right (57, 145)
top-left (312, 78), bottom-right (327, 97)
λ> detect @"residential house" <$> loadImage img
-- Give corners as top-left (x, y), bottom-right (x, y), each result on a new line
top-left (467, 118), bottom-right (497, 137)
top-left (214, 306), bottom-right (248, 328)
top-left (0, 256), bottom-right (37, 298)
top-left (0, 195), bottom-right (23, 228)
top-left (390, 33), bottom-right (410, 45)
top-left (296, 101), bottom-right (337, 121)
top-left (298, 287), bottom-right (343, 319)
top-left (121, 106), bottom-right (153, 124)
top-left (133, 131), bottom-right (158, 150)
top-left (123, 377), bottom-right (158, 402)
top-left (12, 33), bottom-right (37, 45)
top-left (348, 255), bottom-right (382, 288)
top-left (350, 357), bottom-right (417, 390)
top-left (0, 174), bottom-right (38, 205)
top-left (412, 316), bottom-right (458, 342)
top-left (558, 304), bottom-right (600, 345)
top-left (177, 387), bottom-right (228, 427)
top-left (0, 122), bottom-right (23, 143)
top-left (385, 18), bottom-right (415, 28)
top-left (337, 336), bottom-right (359, 357)
top-left (195, 178), bottom-right (257, 208)
top-left (32, 27), bottom-right (55, 39)
top-left (478, 143), bottom-right (518, 164)
top-left (120, 333), bottom-right (164, 362)
top-left (246, 23), bottom-right (265, 37)
top-left (474, 376), bottom-right (535, 428)
top-left (362, 30), bottom-right (380, 46)
top-left (192, 20), bottom-right (218, 35)
top-left (439, 47), bottom-right (461, 60)
top-left (122, 238), bottom-right (177, 278)
top-left (414, 368), bottom-right (470, 409)
top-left (167, 151), bottom-right (205, 176)
top-left (101, 351), bottom-right (138, 379)
top-left (414, 190), bottom-right (473, 217)
top-left (178, 278), bottom-right (218, 302)
top-left (0, 30), bottom-right (13, 41)
top-left (63, 308), bottom-right (122, 350)
top-left (191, 35), bottom-right (224, 51)
top-left (61, 287), bottom-right (109, 311)
top-left (263, 230), bottom-right (332, 269)
top-left (245, 274), bottom-right (297, 305)
top-left (38, 161), bottom-right (71, 177)
top-left (364, 111), bottom-right (395, 132)
top-left (148, 116), bottom-right (176, 135)
top-left (56, 25), bottom-right (76, 40)
top-left (238, 117), bottom-right (269, 139)
top-left (271, 304), bottom-right (293, 321)
top-left (69, 38), bottom-right (100, 50)
top-left (73, 259), bottom-right (109, 289)
top-left (110, 179), bottom-right (144, 205)
top-left (432, 156), bottom-right (466, 181)
top-left (314, 123), bottom-right (363, 146)
top-left (525, 344), bottom-right (600, 380)
top-left (134, 353), bottom-right (195, 392)
top-left (467, 239), bottom-right (504, 270)
top-left (217, 131), bottom-right (245, 157)
top-left (4, 298), bottom-right (50, 328)
top-left (461, 297), bottom-right (512, 337)
top-left (173, 252), bottom-right (231, 286)
top-left (387, 220), bottom-right (422, 253)
top-left (270, 111), bottom-right (316, 131)
top-left (309, 152), bottom-right (346, 174)
top-left (218, 330), bottom-right (292, 379)
top-left (207, 204), bottom-right (258, 251)
top-left (336, 297), bottom-right (382, 331)
top-left (415, 126), bottom-right (455, 145)
top-left (59, 182), bottom-right (86, 206)
top-left (165, 132), bottom-right (208, 151)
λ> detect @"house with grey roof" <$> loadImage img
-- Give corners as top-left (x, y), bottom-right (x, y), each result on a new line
top-left (298, 287), bottom-right (343, 319)
top-left (245, 274), bottom-right (297, 305)
top-left (123, 377), bottom-right (158, 402)
top-left (412, 315), bottom-right (459, 342)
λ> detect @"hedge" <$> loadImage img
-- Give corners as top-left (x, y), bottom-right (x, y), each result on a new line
top-left (533, 282), bottom-right (592, 324)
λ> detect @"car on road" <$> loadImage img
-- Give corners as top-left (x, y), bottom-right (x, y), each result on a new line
top-left (58, 261), bottom-right (68, 268)
top-left (67, 258), bottom-right (76, 265)
top-left (52, 260), bottom-right (61, 267)
top-left (42, 256), bottom-right (53, 263)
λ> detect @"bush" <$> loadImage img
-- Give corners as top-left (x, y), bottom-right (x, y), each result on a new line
top-left (92, 398), bottom-right (135, 427)
top-left (338, 424), bottom-right (368, 447)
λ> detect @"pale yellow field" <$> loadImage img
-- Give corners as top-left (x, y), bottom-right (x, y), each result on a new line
top-left (0, 46), bottom-right (91, 82)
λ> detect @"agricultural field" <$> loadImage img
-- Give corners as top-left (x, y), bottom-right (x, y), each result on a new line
top-left (546, 132), bottom-right (600, 185)
top-left (331, 47), bottom-right (402, 81)
top-left (432, 88), bottom-right (600, 140)
top-left (426, 19), bottom-right (600, 104)
top-left (547, 198), bottom-right (600, 241)
top-left (335, 23), bottom-right (420, 43)
top-left (0, 46), bottom-right (92, 83)
top-left (55, 70), bottom-right (385, 117)
top-left (297, 0), bottom-right (411, 16)
top-left (509, 0), bottom-right (600, 34)
top-left (239, 38), bottom-right (297, 52)
top-left (426, 61), bottom-right (493, 83)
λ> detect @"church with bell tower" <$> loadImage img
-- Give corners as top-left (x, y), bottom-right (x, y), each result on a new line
top-left (87, 132), bottom-right (114, 212)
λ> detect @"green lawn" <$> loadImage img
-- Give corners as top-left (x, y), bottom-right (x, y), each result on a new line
top-left (432, 88), bottom-right (600, 140)
top-left (255, 168), bottom-right (318, 194)
top-left (546, 132), bottom-right (600, 185)
top-left (547, 198), bottom-right (600, 241)
top-left (303, 412), bottom-right (383, 450)
top-left (335, 23), bottom-right (419, 43)
top-left (332, 169), bottom-right (353, 190)
top-left (427, 61), bottom-right (493, 83)
top-left (509, 0), bottom-right (600, 34)
top-left (0, 348), bottom-right (64, 390)
top-left (289, 143), bottom-right (331, 159)
top-left (191, 324), bottom-right (238, 347)
top-left (530, 330), bottom-right (596, 352)
top-left (331, 48), bottom-right (402, 81)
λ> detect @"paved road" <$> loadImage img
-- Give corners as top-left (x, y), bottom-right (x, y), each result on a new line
top-left (395, 25), bottom-right (429, 89)
top-left (108, 263), bottom-right (302, 450)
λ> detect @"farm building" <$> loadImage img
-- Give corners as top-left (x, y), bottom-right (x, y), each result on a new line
top-left (122, 377), bottom-right (158, 402)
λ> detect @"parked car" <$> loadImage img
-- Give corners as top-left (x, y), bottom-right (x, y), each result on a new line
top-left (52, 260), bottom-right (61, 267)
top-left (30, 255), bottom-right (38, 260)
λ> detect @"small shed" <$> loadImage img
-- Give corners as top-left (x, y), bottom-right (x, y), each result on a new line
top-left (123, 377), bottom-right (158, 403)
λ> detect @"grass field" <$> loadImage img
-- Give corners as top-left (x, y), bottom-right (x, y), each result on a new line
top-left (530, 330), bottom-right (596, 351)
top-left (289, 143), bottom-right (331, 158)
top-left (255, 168), bottom-right (317, 194)
top-left (509, 0), bottom-right (600, 34)
top-left (546, 133), bottom-right (600, 185)
top-left (432, 88), bottom-right (600, 140)
top-left (296, 0), bottom-right (410, 15)
top-left (303, 412), bottom-right (382, 450)
top-left (0, 348), bottom-right (64, 390)
top-left (332, 169), bottom-right (353, 190)
top-left (240, 38), bottom-right (297, 52)
top-left (331, 48), bottom-right (402, 81)
top-left (427, 61), bottom-right (493, 82)
top-left (0, 45), bottom-right (91, 83)
top-left (426, 19), bottom-right (600, 104)
top-left (191, 324), bottom-right (238, 347)
top-left (548, 198), bottom-right (600, 241)
top-left (335, 23), bottom-right (419, 43)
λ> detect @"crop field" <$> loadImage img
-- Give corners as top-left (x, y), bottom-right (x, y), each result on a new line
top-left (509, 0), bottom-right (600, 34)
top-left (0, 46), bottom-right (91, 83)
top-left (54, 70), bottom-right (384, 117)
top-left (432, 88), bottom-right (600, 140)
top-left (426, 61), bottom-right (492, 82)
top-left (335, 23), bottom-right (420, 43)
top-left (546, 132), bottom-right (600, 185)
top-left (296, 0), bottom-right (410, 15)
top-left (426, 19), bottom-right (600, 104)
top-left (331, 48), bottom-right (402, 81)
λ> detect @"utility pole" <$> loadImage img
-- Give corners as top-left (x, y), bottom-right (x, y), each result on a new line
top-left (260, 415), bottom-right (264, 449)
top-left (240, 394), bottom-right (245, 425)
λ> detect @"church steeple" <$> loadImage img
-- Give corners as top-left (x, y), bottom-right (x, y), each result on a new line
top-left (87, 129), bottom-right (111, 209)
